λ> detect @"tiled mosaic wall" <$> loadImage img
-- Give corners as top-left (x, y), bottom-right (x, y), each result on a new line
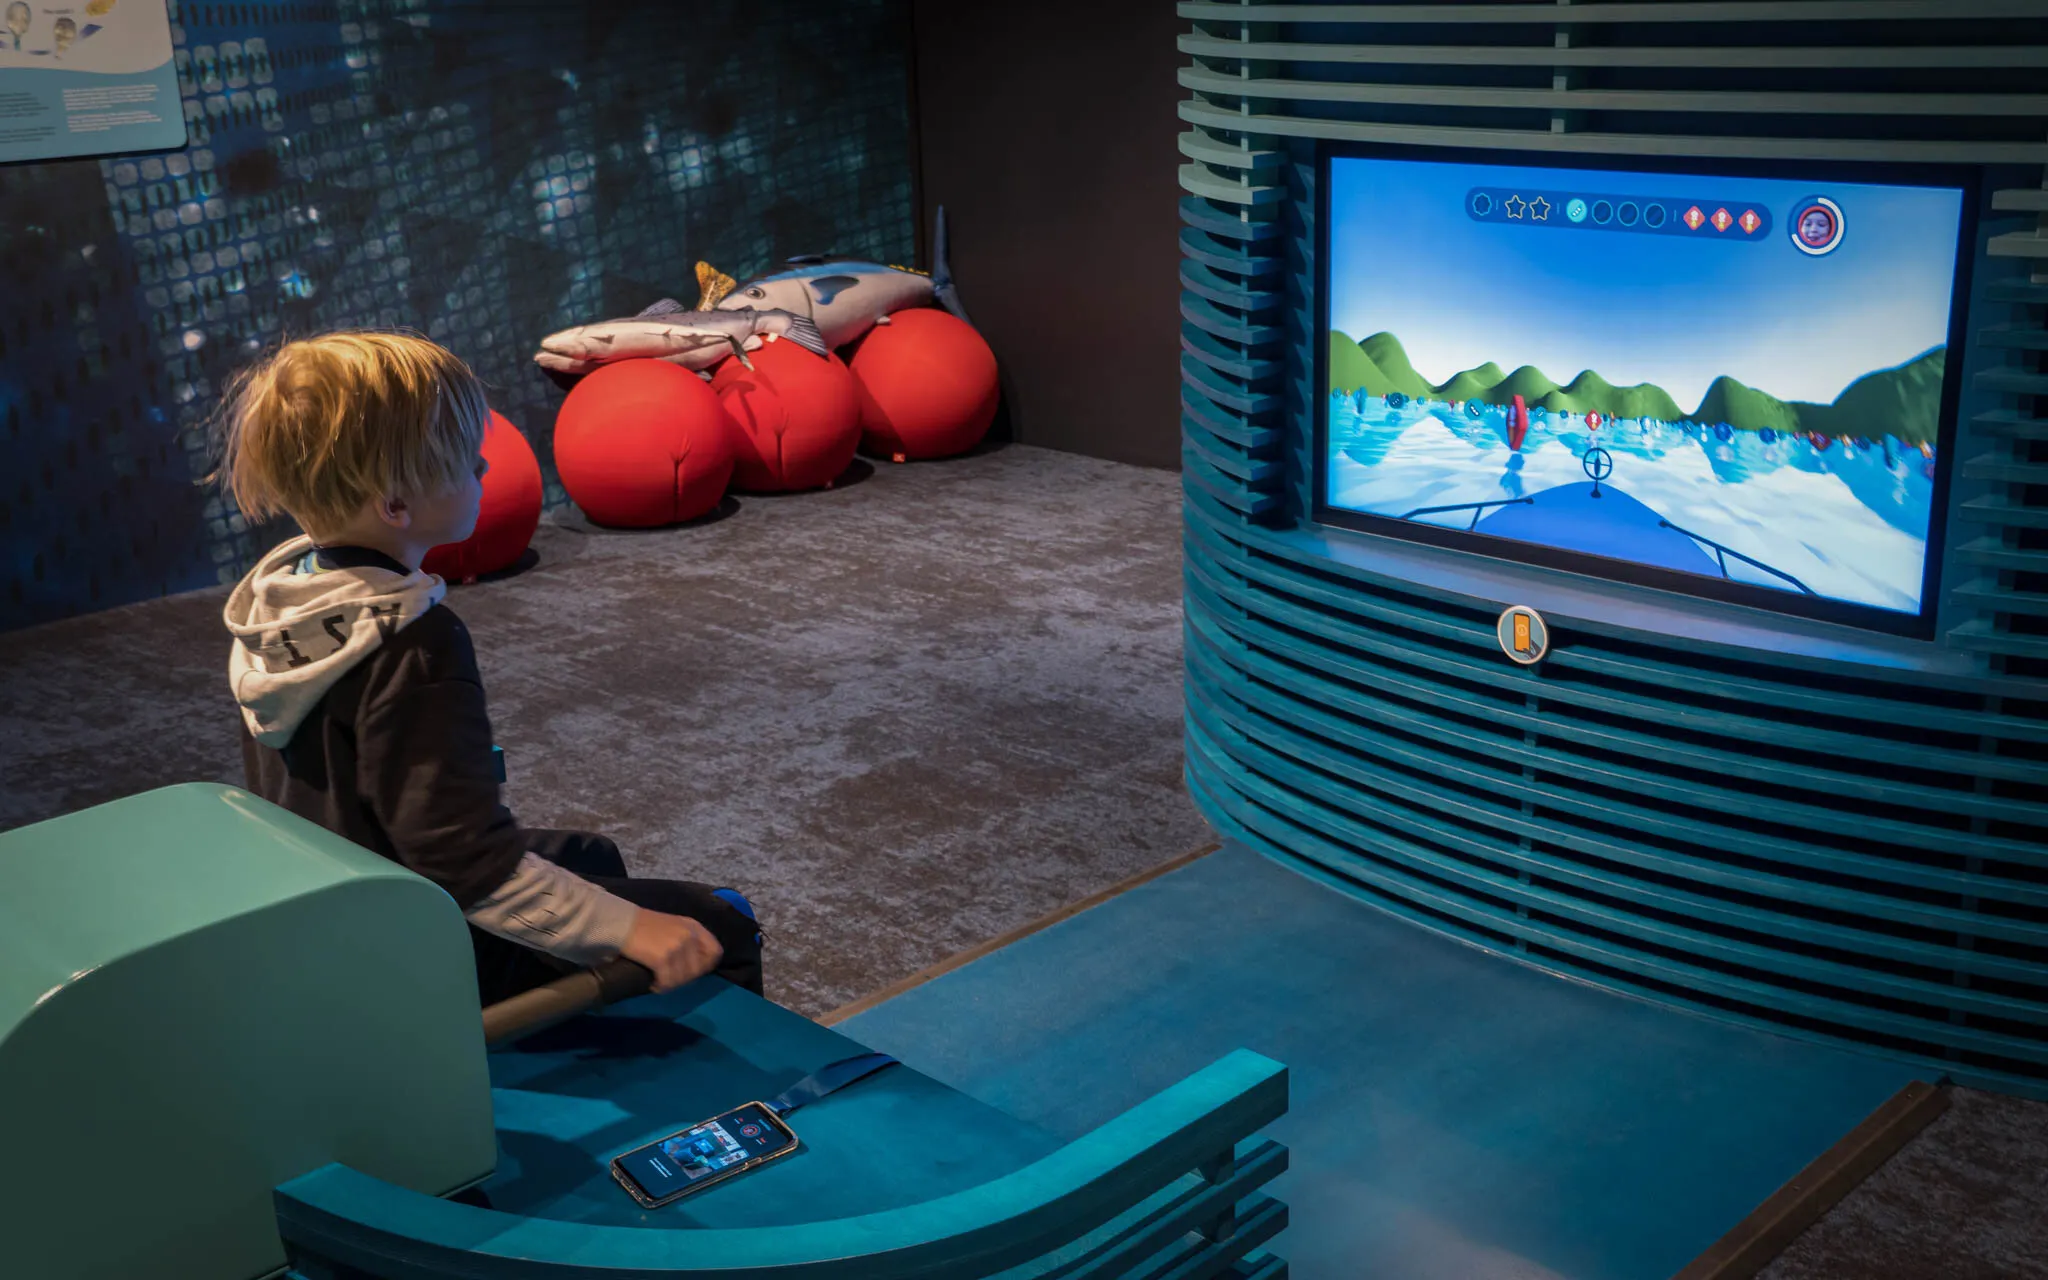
top-left (0, 0), bottom-right (916, 631)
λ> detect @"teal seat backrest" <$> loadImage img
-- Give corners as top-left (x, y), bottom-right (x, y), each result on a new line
top-left (0, 784), bottom-right (498, 1280)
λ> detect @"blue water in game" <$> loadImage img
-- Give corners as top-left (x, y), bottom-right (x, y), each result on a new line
top-left (1327, 393), bottom-right (1937, 613)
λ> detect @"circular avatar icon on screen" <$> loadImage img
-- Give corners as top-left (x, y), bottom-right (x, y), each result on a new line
top-left (1790, 196), bottom-right (1844, 256)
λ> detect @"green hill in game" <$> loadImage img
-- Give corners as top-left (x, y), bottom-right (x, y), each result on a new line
top-left (1432, 361), bottom-right (1507, 403)
top-left (1357, 332), bottom-right (1435, 399)
top-left (1489, 365), bottom-right (1565, 406)
top-left (1694, 375), bottom-right (1805, 435)
top-left (1326, 332), bottom-right (1431, 399)
top-left (1554, 370), bottom-right (1687, 424)
top-left (1797, 349), bottom-right (1948, 446)
top-left (1327, 330), bottom-right (1944, 444)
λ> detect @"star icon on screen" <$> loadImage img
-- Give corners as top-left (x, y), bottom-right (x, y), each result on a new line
top-left (1503, 194), bottom-right (1528, 220)
top-left (1528, 196), bottom-right (1551, 221)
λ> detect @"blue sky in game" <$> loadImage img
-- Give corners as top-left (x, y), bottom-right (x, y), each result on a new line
top-left (1328, 155), bottom-right (1966, 409)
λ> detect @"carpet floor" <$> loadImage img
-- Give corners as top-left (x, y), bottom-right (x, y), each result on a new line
top-left (1759, 1085), bottom-right (2048, 1280)
top-left (0, 443), bottom-right (1213, 1018)
top-left (1, 442), bottom-right (2041, 1274)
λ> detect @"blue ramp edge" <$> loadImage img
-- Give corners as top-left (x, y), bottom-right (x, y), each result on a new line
top-left (842, 842), bottom-right (1921, 1280)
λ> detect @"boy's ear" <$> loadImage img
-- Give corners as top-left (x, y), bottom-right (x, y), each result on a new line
top-left (375, 493), bottom-right (412, 530)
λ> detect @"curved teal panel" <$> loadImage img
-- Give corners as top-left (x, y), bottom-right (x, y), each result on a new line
top-left (276, 1051), bottom-right (1290, 1279)
top-left (1180, 227), bottom-right (1285, 277)
top-left (1180, 489), bottom-right (2048, 1091)
top-left (1176, 11), bottom-right (2048, 1087)
top-left (1180, 293), bottom-right (1286, 347)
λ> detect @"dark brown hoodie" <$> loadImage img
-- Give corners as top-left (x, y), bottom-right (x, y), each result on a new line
top-left (225, 536), bottom-right (638, 963)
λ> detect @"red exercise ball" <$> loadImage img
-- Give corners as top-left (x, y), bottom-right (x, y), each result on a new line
top-left (848, 308), bottom-right (999, 461)
top-left (553, 359), bottom-right (736, 527)
top-left (712, 339), bottom-right (861, 492)
top-left (424, 411), bottom-right (543, 582)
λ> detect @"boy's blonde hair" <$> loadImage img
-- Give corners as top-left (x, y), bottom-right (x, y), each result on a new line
top-left (214, 331), bottom-right (489, 537)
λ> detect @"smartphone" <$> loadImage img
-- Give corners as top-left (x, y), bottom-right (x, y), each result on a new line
top-left (609, 1102), bottom-right (798, 1208)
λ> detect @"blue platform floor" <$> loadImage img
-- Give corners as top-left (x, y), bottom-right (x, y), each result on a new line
top-left (841, 843), bottom-right (1921, 1280)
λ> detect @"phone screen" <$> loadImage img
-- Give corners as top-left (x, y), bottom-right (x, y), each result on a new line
top-left (612, 1103), bottom-right (795, 1205)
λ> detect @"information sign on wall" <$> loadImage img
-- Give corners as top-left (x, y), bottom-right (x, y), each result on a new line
top-left (0, 0), bottom-right (184, 164)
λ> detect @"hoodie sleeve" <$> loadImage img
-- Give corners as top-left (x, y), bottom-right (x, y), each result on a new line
top-left (462, 853), bottom-right (641, 965)
top-left (353, 629), bottom-right (638, 963)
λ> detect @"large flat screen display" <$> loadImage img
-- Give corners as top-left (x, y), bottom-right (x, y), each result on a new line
top-left (1318, 151), bottom-right (1972, 632)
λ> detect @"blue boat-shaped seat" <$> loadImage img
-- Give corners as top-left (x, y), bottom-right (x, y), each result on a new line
top-left (3, 787), bottom-right (1289, 1280)
top-left (276, 985), bottom-right (1291, 1280)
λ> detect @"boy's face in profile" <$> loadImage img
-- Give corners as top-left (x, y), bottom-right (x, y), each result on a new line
top-left (402, 453), bottom-right (489, 549)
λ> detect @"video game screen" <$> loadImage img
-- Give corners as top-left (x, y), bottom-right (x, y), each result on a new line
top-left (1320, 152), bottom-right (1969, 625)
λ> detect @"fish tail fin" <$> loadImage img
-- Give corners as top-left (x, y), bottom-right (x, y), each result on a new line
top-left (695, 261), bottom-right (737, 310)
top-left (783, 315), bottom-right (829, 358)
top-left (931, 204), bottom-right (972, 326)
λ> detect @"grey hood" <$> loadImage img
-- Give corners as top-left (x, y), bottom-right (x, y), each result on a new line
top-left (223, 535), bottom-right (445, 748)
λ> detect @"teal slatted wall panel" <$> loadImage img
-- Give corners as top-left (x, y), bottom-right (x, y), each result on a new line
top-left (1177, 0), bottom-right (2048, 1091)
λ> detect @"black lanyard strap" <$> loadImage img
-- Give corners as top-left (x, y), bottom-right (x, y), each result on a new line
top-left (765, 1052), bottom-right (899, 1118)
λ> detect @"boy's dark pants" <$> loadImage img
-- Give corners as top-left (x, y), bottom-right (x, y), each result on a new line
top-left (470, 829), bottom-right (765, 1006)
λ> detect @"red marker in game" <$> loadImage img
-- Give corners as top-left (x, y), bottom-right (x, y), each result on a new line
top-left (1587, 411), bottom-right (1602, 431)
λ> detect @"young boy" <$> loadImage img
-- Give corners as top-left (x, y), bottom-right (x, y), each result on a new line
top-left (216, 331), bottom-right (762, 1005)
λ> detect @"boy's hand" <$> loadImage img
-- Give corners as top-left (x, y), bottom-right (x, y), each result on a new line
top-left (620, 910), bottom-right (725, 992)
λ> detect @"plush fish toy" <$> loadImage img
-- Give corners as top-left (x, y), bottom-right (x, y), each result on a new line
top-left (696, 205), bottom-right (970, 351)
top-left (534, 301), bottom-right (827, 375)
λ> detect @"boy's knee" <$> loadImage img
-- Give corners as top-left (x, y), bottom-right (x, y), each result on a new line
top-left (711, 887), bottom-right (757, 925)
top-left (711, 886), bottom-right (763, 949)
top-left (525, 829), bottom-right (628, 879)
top-left (579, 834), bottom-right (628, 879)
